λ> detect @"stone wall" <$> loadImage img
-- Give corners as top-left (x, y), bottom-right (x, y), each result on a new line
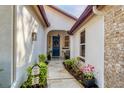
top-left (102, 5), bottom-right (124, 87)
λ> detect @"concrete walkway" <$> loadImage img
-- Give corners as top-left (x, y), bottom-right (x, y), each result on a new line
top-left (47, 58), bottom-right (83, 88)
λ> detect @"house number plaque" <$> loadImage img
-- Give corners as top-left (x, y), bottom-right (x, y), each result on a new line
top-left (32, 77), bottom-right (39, 85)
top-left (32, 66), bottom-right (40, 75)
top-left (32, 65), bottom-right (40, 85)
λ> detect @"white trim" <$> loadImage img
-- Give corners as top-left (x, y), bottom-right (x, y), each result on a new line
top-left (79, 30), bottom-right (85, 58)
top-left (79, 56), bottom-right (85, 60)
top-left (13, 5), bottom-right (17, 82)
top-left (80, 43), bottom-right (85, 46)
top-left (11, 5), bottom-right (14, 85)
top-left (11, 5), bottom-right (17, 86)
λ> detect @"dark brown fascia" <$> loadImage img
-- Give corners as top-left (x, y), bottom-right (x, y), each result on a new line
top-left (47, 5), bottom-right (78, 21)
top-left (68, 5), bottom-right (93, 35)
top-left (37, 5), bottom-right (50, 27)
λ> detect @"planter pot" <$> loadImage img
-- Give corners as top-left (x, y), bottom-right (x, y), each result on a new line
top-left (45, 60), bottom-right (49, 64)
top-left (83, 78), bottom-right (95, 88)
top-left (47, 55), bottom-right (51, 60)
top-left (65, 55), bottom-right (70, 59)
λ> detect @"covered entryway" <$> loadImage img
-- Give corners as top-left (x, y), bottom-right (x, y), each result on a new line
top-left (47, 30), bottom-right (70, 59)
top-left (52, 36), bottom-right (60, 57)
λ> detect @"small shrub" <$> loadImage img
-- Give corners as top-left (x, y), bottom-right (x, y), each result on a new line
top-left (64, 59), bottom-right (72, 66)
top-left (64, 58), bottom-right (77, 68)
top-left (38, 62), bottom-right (47, 68)
top-left (39, 54), bottom-right (46, 62)
top-left (27, 66), bottom-right (32, 76)
top-left (71, 58), bottom-right (77, 64)
top-left (38, 62), bottom-right (47, 87)
top-left (21, 62), bottom-right (48, 88)
top-left (21, 81), bottom-right (31, 88)
top-left (77, 57), bottom-right (80, 62)
top-left (21, 66), bottom-right (32, 88)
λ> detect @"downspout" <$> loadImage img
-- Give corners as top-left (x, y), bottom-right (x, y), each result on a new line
top-left (93, 6), bottom-right (103, 15)
top-left (93, 5), bottom-right (104, 88)
top-left (11, 5), bottom-right (16, 88)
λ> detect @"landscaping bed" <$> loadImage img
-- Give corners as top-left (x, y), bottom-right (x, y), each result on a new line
top-left (63, 62), bottom-right (83, 84)
top-left (20, 54), bottom-right (48, 88)
top-left (63, 58), bottom-right (98, 88)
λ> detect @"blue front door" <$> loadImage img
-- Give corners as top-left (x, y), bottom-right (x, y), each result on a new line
top-left (52, 36), bottom-right (60, 56)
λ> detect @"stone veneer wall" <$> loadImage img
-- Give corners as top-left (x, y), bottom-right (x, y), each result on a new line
top-left (102, 6), bottom-right (124, 87)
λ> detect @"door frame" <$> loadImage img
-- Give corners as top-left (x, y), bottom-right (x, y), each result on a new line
top-left (52, 36), bottom-right (60, 57)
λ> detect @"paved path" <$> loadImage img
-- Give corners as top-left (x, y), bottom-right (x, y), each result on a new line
top-left (47, 58), bottom-right (83, 88)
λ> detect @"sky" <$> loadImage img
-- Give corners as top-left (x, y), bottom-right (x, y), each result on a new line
top-left (56, 5), bottom-right (87, 18)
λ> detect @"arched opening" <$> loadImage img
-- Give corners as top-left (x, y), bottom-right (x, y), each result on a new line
top-left (47, 30), bottom-right (70, 59)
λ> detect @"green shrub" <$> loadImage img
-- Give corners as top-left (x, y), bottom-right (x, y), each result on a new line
top-left (21, 66), bottom-right (32, 88)
top-left (39, 54), bottom-right (46, 62)
top-left (64, 57), bottom-right (79, 68)
top-left (27, 66), bottom-right (32, 76)
top-left (76, 57), bottom-right (80, 62)
top-left (64, 59), bottom-right (72, 66)
top-left (71, 58), bottom-right (78, 67)
top-left (20, 81), bottom-right (30, 88)
top-left (21, 63), bottom-right (48, 88)
top-left (38, 62), bottom-right (47, 87)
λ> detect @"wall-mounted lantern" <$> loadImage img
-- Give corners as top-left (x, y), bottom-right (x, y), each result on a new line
top-left (32, 32), bottom-right (37, 41)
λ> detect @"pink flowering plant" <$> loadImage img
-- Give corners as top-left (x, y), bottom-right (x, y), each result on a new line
top-left (80, 64), bottom-right (95, 80)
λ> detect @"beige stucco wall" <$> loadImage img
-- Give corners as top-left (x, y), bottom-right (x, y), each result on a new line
top-left (43, 6), bottom-right (76, 55)
top-left (12, 5), bottom-right (45, 87)
top-left (70, 15), bottom-right (104, 88)
top-left (0, 6), bottom-right (13, 88)
top-left (47, 31), bottom-right (70, 58)
top-left (44, 6), bottom-right (76, 31)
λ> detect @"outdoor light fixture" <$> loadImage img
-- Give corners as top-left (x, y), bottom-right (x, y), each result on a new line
top-left (32, 32), bottom-right (37, 41)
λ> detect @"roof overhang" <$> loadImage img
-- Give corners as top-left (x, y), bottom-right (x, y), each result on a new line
top-left (68, 5), bottom-right (104, 35)
top-left (68, 5), bottom-right (93, 35)
top-left (47, 5), bottom-right (78, 21)
top-left (37, 5), bottom-right (50, 27)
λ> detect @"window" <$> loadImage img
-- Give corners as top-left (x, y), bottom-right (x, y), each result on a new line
top-left (80, 30), bottom-right (85, 59)
top-left (64, 36), bottom-right (70, 47)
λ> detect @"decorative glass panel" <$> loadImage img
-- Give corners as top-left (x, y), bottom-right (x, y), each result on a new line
top-left (80, 45), bottom-right (85, 57)
top-left (80, 31), bottom-right (85, 44)
top-left (64, 36), bottom-right (69, 47)
top-left (80, 30), bottom-right (85, 59)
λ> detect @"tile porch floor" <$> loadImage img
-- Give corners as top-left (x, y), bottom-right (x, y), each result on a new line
top-left (47, 58), bottom-right (83, 88)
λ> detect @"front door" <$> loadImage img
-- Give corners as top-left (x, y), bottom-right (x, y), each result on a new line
top-left (52, 36), bottom-right (60, 57)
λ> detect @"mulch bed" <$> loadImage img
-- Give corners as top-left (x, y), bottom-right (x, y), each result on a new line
top-left (20, 79), bottom-right (48, 88)
top-left (63, 62), bottom-right (98, 88)
top-left (21, 83), bottom-right (48, 88)
top-left (31, 83), bottom-right (48, 88)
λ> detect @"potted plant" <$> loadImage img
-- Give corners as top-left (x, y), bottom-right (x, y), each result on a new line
top-left (64, 50), bottom-right (70, 59)
top-left (80, 64), bottom-right (95, 88)
top-left (47, 51), bottom-right (51, 61)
